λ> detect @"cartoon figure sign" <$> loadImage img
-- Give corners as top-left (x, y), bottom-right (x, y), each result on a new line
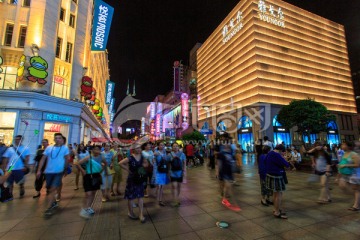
top-left (17, 55), bottom-right (26, 79)
top-left (0, 56), bottom-right (3, 74)
top-left (26, 56), bottom-right (48, 85)
top-left (80, 76), bottom-right (93, 99)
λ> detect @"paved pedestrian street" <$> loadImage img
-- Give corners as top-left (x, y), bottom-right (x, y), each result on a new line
top-left (1, 156), bottom-right (360, 240)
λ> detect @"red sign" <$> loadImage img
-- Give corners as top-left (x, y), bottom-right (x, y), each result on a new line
top-left (49, 124), bottom-right (61, 132)
top-left (150, 120), bottom-right (155, 135)
top-left (54, 76), bottom-right (64, 84)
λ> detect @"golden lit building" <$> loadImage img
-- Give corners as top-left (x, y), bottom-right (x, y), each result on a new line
top-left (0, 0), bottom-right (113, 158)
top-left (197, 0), bottom-right (357, 148)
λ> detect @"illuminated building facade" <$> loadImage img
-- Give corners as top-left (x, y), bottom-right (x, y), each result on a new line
top-left (197, 0), bottom-right (358, 148)
top-left (0, 0), bottom-right (113, 158)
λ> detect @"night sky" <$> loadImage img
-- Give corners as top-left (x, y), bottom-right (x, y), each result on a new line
top-left (105, 0), bottom-right (360, 108)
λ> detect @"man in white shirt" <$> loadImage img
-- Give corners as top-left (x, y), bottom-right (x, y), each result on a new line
top-left (2, 135), bottom-right (30, 198)
top-left (37, 133), bottom-right (69, 217)
top-left (263, 136), bottom-right (274, 150)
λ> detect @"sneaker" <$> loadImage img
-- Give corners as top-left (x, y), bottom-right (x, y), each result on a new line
top-left (79, 208), bottom-right (91, 219)
top-left (55, 194), bottom-right (61, 202)
top-left (87, 208), bottom-right (95, 215)
top-left (44, 208), bottom-right (53, 217)
top-left (221, 198), bottom-right (231, 207)
top-left (50, 201), bottom-right (59, 210)
top-left (228, 204), bottom-right (241, 212)
top-left (132, 203), bottom-right (138, 208)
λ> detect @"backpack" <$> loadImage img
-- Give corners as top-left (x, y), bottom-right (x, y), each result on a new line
top-left (157, 157), bottom-right (168, 173)
top-left (171, 155), bottom-right (182, 171)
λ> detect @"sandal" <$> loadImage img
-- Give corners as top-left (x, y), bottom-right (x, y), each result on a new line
top-left (273, 212), bottom-right (288, 219)
top-left (159, 201), bottom-right (166, 207)
top-left (261, 200), bottom-right (269, 206)
top-left (266, 199), bottom-right (274, 205)
top-left (140, 217), bottom-right (146, 223)
top-left (348, 207), bottom-right (360, 211)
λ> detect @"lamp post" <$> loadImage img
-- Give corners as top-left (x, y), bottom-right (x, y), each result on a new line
top-left (31, 44), bottom-right (39, 56)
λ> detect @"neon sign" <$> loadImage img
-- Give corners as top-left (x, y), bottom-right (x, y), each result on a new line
top-left (91, 0), bottom-right (114, 51)
top-left (181, 93), bottom-right (189, 130)
top-left (156, 114), bottom-right (161, 135)
top-left (105, 80), bottom-right (115, 104)
top-left (150, 120), bottom-right (155, 135)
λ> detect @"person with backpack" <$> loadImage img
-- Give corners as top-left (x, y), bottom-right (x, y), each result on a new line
top-left (170, 143), bottom-right (186, 207)
top-left (154, 142), bottom-right (170, 206)
top-left (120, 143), bottom-right (147, 223)
top-left (2, 135), bottom-right (30, 199)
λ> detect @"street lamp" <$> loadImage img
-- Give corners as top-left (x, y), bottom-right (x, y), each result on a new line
top-left (31, 44), bottom-right (39, 56)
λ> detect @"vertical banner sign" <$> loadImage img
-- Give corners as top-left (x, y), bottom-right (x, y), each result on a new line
top-left (181, 93), bottom-right (189, 130)
top-left (141, 117), bottom-right (145, 135)
top-left (109, 97), bottom-right (115, 113)
top-left (173, 61), bottom-right (180, 92)
top-left (110, 112), bottom-right (114, 122)
top-left (155, 114), bottom-right (161, 136)
top-left (91, 0), bottom-right (114, 51)
top-left (150, 102), bottom-right (156, 119)
top-left (105, 80), bottom-right (115, 104)
top-left (150, 120), bottom-right (155, 135)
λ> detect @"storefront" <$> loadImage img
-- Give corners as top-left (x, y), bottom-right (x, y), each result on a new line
top-left (273, 115), bottom-right (291, 146)
top-left (0, 112), bottom-right (18, 145)
top-left (327, 121), bottom-right (340, 147)
top-left (237, 116), bottom-right (253, 152)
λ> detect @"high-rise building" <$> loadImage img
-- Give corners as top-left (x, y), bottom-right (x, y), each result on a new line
top-left (197, 0), bottom-right (358, 148)
top-left (0, 0), bottom-right (114, 158)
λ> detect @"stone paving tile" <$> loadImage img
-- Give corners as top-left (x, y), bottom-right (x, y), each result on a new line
top-left (40, 221), bottom-right (86, 240)
top-left (230, 220), bottom-right (274, 240)
top-left (238, 205), bottom-right (269, 220)
top-left (154, 218), bottom-right (193, 238)
top-left (251, 215), bottom-right (299, 234)
top-left (183, 213), bottom-right (217, 231)
top-left (302, 222), bottom-right (353, 239)
top-left (209, 209), bottom-right (247, 223)
top-left (197, 201), bottom-right (226, 213)
top-left (0, 219), bottom-right (23, 233)
top-left (283, 211), bottom-right (318, 227)
top-left (0, 226), bottom-right (47, 240)
top-left (278, 228), bottom-right (323, 240)
top-left (196, 227), bottom-right (241, 240)
top-left (176, 205), bottom-right (206, 217)
top-left (121, 223), bottom-right (160, 240)
top-left (162, 231), bottom-right (201, 240)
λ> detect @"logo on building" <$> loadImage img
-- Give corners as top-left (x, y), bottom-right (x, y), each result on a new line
top-left (26, 56), bottom-right (49, 85)
top-left (91, 0), bottom-right (114, 51)
top-left (222, 10), bottom-right (244, 44)
top-left (257, 0), bottom-right (285, 28)
top-left (105, 80), bottom-right (115, 104)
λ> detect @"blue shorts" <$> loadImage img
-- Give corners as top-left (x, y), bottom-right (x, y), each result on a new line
top-left (45, 173), bottom-right (63, 188)
top-left (7, 170), bottom-right (25, 185)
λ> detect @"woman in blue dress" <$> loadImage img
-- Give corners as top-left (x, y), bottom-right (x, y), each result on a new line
top-left (120, 143), bottom-right (146, 223)
top-left (154, 142), bottom-right (170, 206)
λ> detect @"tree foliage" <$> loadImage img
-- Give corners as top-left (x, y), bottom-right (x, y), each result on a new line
top-left (182, 130), bottom-right (206, 141)
top-left (277, 98), bottom-right (335, 134)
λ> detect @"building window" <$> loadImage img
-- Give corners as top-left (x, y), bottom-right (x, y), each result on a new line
top-left (65, 42), bottom-right (73, 63)
top-left (55, 37), bottom-right (62, 58)
top-left (0, 112), bottom-right (17, 146)
top-left (4, 23), bottom-right (14, 46)
top-left (22, 0), bottom-right (30, 7)
top-left (17, 26), bottom-right (27, 48)
top-left (72, 0), bottom-right (77, 4)
top-left (60, 8), bottom-right (65, 22)
top-left (69, 14), bottom-right (75, 28)
top-left (51, 76), bottom-right (68, 98)
top-left (9, 0), bottom-right (17, 4)
top-left (0, 66), bottom-right (18, 90)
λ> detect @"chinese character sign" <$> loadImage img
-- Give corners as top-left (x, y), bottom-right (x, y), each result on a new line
top-left (91, 0), bottom-right (114, 51)
top-left (222, 10), bottom-right (244, 44)
top-left (155, 114), bottom-right (161, 135)
top-left (257, 0), bottom-right (285, 28)
top-left (105, 80), bottom-right (115, 104)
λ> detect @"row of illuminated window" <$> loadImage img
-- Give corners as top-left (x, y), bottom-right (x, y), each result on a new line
top-left (0, 66), bottom-right (69, 99)
top-left (60, 8), bottom-right (76, 28)
top-left (55, 37), bottom-right (73, 63)
top-left (1, 0), bottom-right (31, 7)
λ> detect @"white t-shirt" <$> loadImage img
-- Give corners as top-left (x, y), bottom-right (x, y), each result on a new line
top-left (3, 146), bottom-right (30, 171)
top-left (263, 140), bottom-right (274, 150)
top-left (43, 145), bottom-right (70, 174)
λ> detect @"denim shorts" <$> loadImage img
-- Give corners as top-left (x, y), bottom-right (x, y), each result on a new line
top-left (6, 170), bottom-right (25, 185)
top-left (45, 173), bottom-right (63, 188)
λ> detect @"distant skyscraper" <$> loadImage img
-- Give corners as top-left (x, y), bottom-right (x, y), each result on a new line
top-left (173, 61), bottom-right (184, 93)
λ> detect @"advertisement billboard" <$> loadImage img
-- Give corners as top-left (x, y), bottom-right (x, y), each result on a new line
top-left (91, 0), bottom-right (114, 51)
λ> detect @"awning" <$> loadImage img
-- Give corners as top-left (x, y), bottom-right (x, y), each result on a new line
top-left (91, 137), bottom-right (109, 143)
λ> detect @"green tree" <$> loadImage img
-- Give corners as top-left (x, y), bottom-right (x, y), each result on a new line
top-left (182, 130), bottom-right (206, 141)
top-left (276, 98), bottom-right (335, 143)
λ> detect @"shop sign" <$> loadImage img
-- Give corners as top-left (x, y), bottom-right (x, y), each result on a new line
top-left (105, 80), bottom-right (115, 104)
top-left (155, 114), bottom-right (161, 135)
top-left (141, 117), bottom-right (145, 135)
top-left (91, 0), bottom-right (114, 51)
top-left (222, 10), bottom-right (244, 44)
top-left (43, 113), bottom-right (73, 123)
top-left (150, 102), bottom-right (156, 119)
top-left (54, 76), bottom-right (64, 84)
top-left (47, 124), bottom-right (62, 132)
top-left (110, 112), bottom-right (114, 122)
top-left (258, 0), bottom-right (285, 28)
top-left (181, 93), bottom-right (189, 130)
top-left (328, 130), bottom-right (336, 134)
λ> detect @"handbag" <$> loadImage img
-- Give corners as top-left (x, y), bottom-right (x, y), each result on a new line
top-left (86, 157), bottom-right (103, 174)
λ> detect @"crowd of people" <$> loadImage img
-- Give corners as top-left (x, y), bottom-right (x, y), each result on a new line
top-left (1, 133), bottom-right (360, 223)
